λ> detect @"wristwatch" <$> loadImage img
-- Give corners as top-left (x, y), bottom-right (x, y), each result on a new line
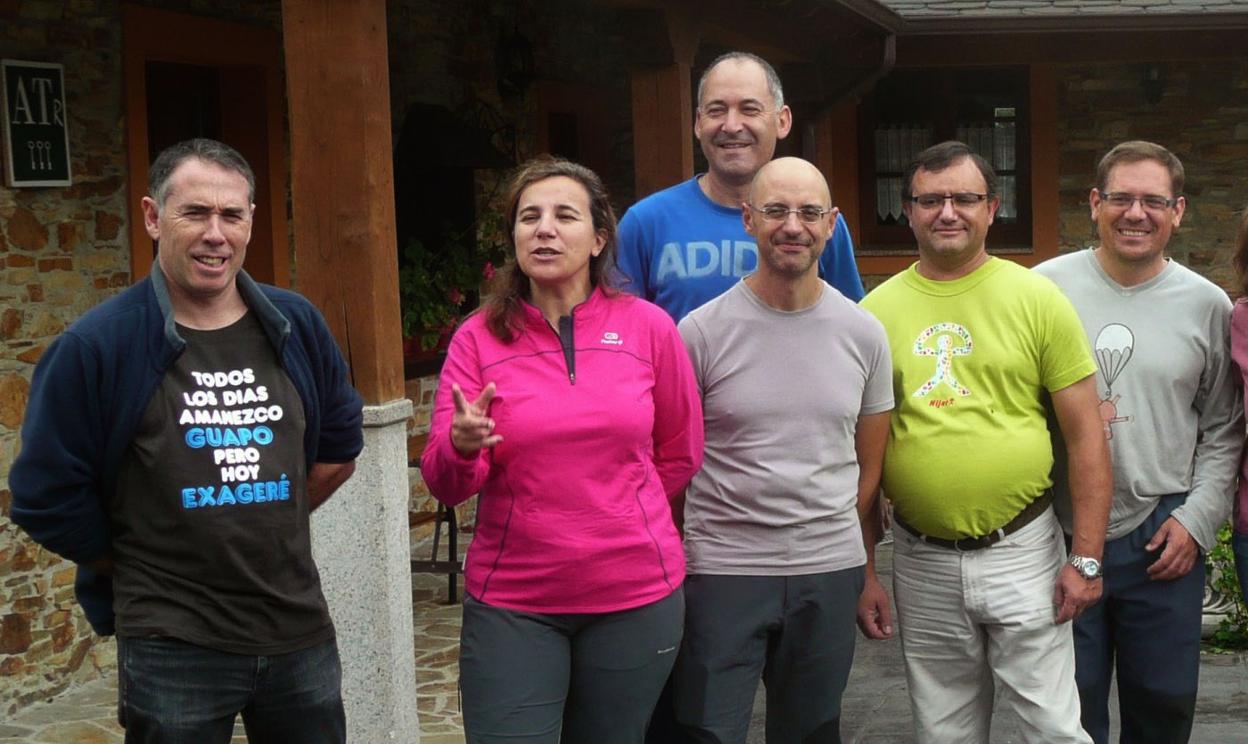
top-left (1069, 554), bottom-right (1103, 580)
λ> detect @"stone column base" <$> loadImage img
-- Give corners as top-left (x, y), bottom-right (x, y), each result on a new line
top-left (313, 398), bottom-right (418, 743)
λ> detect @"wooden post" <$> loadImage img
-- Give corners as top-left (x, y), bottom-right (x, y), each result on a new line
top-left (1029, 64), bottom-right (1060, 264)
top-left (629, 4), bottom-right (700, 200)
top-left (815, 103), bottom-right (862, 244)
top-left (630, 65), bottom-right (694, 199)
top-left (281, 3), bottom-right (418, 743)
top-left (281, 0), bottom-right (403, 406)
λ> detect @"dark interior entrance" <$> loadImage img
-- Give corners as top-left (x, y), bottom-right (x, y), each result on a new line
top-left (139, 60), bottom-right (277, 284)
top-left (123, 4), bottom-right (287, 287)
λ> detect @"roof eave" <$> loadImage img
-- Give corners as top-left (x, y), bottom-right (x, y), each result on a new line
top-left (896, 11), bottom-right (1248, 35)
top-left (832, 0), bottom-right (907, 33)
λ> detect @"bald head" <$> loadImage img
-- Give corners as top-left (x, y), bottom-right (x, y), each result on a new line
top-left (749, 157), bottom-right (831, 207)
top-left (742, 157), bottom-right (837, 287)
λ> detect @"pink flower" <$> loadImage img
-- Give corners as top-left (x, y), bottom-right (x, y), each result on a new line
top-left (447, 287), bottom-right (465, 306)
top-left (482, 262), bottom-right (496, 280)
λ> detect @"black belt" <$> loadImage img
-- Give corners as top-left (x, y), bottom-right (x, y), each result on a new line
top-left (894, 491), bottom-right (1054, 551)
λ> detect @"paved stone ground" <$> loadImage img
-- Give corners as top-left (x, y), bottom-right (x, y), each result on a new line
top-left (0, 567), bottom-right (462, 744)
top-left (0, 679), bottom-right (248, 743)
top-left (5, 540), bottom-right (1248, 743)
top-left (410, 571), bottom-right (466, 744)
top-left (756, 543), bottom-right (1248, 743)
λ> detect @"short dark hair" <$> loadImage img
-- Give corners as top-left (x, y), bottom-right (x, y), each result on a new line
top-left (1095, 140), bottom-right (1184, 196)
top-left (696, 51), bottom-right (785, 111)
top-left (148, 138), bottom-right (256, 208)
top-left (903, 141), bottom-right (998, 200)
top-left (483, 156), bottom-right (621, 342)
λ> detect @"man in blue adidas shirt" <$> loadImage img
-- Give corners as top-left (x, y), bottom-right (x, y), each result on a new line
top-left (618, 51), bottom-right (864, 322)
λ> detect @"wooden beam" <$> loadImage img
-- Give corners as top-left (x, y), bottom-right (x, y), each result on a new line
top-left (282, 0), bottom-right (404, 404)
top-left (629, 3), bottom-right (699, 199)
top-left (631, 64), bottom-right (694, 199)
top-left (821, 100), bottom-right (916, 278)
top-left (664, 2), bottom-right (700, 67)
top-left (815, 103), bottom-right (861, 237)
top-left (1026, 64), bottom-right (1059, 265)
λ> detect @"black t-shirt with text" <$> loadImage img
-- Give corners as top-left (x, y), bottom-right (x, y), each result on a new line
top-left (111, 311), bottom-right (332, 654)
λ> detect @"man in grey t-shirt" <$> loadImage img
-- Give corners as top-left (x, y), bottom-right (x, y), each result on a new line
top-left (674, 157), bottom-right (893, 742)
top-left (1035, 141), bottom-right (1242, 744)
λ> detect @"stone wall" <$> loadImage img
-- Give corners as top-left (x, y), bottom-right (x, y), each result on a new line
top-left (1, 0), bottom-right (130, 717)
top-left (0, 0), bottom-right (282, 717)
top-left (1056, 59), bottom-right (1248, 292)
top-left (857, 57), bottom-right (1248, 292)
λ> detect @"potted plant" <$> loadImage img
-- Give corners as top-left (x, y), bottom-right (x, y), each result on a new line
top-left (399, 213), bottom-right (509, 356)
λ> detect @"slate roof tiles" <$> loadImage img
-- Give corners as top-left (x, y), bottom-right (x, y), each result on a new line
top-left (878, 0), bottom-right (1248, 16)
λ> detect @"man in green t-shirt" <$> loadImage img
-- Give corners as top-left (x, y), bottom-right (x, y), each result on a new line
top-left (860, 141), bottom-right (1111, 744)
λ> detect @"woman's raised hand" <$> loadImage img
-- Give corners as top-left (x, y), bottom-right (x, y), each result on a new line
top-left (450, 382), bottom-right (503, 456)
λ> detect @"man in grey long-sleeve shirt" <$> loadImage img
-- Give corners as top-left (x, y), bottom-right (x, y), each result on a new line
top-left (1035, 140), bottom-right (1243, 744)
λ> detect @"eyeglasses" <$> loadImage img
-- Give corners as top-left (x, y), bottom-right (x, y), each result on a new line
top-left (1098, 191), bottom-right (1179, 212)
top-left (908, 193), bottom-right (990, 210)
top-left (748, 204), bottom-right (833, 224)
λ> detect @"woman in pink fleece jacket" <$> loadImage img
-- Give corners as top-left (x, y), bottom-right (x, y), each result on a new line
top-left (421, 157), bottom-right (704, 744)
top-left (1230, 205), bottom-right (1248, 606)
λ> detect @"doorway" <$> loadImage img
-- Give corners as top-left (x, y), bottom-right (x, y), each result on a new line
top-left (122, 4), bottom-right (288, 286)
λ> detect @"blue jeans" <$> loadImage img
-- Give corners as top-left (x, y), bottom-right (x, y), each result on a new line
top-left (117, 635), bottom-right (345, 743)
top-left (1234, 531), bottom-right (1248, 605)
top-left (1073, 494), bottom-right (1204, 744)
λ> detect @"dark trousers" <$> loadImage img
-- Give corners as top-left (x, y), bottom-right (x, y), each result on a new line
top-left (673, 569), bottom-right (864, 744)
top-left (1233, 530), bottom-right (1248, 605)
top-left (459, 588), bottom-right (684, 744)
top-left (1073, 494), bottom-right (1204, 744)
top-left (117, 635), bottom-right (344, 744)
top-left (644, 676), bottom-right (682, 743)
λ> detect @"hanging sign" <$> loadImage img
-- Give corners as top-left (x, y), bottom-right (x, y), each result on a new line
top-left (2, 60), bottom-right (72, 187)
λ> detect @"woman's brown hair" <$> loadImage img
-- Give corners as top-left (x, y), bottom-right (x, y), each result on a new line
top-left (1234, 205), bottom-right (1248, 298)
top-left (483, 157), bottom-right (621, 341)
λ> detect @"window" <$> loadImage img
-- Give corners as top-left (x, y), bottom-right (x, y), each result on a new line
top-left (857, 67), bottom-right (1031, 252)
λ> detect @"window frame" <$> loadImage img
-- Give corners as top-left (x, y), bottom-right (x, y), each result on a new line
top-left (855, 65), bottom-right (1033, 253)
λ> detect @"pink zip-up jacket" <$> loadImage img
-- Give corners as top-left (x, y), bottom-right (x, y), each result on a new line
top-left (421, 288), bottom-right (704, 613)
top-left (1231, 300), bottom-right (1248, 535)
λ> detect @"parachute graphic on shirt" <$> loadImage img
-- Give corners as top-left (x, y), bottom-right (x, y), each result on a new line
top-left (1093, 323), bottom-right (1133, 440)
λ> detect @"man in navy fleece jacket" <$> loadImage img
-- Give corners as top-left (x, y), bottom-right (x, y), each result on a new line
top-left (11, 138), bottom-right (362, 742)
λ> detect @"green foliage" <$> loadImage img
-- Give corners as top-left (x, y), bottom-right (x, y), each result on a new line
top-left (1206, 522), bottom-right (1248, 651)
top-left (399, 214), bottom-right (509, 351)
